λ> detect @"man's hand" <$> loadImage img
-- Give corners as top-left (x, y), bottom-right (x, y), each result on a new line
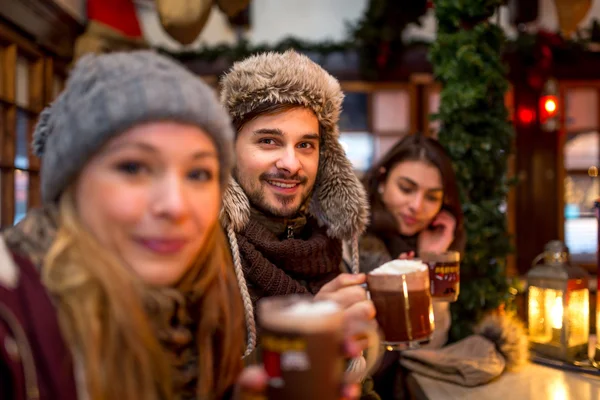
top-left (315, 273), bottom-right (377, 352)
top-left (233, 366), bottom-right (267, 400)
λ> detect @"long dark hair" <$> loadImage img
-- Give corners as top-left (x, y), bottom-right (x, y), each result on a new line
top-left (363, 133), bottom-right (465, 251)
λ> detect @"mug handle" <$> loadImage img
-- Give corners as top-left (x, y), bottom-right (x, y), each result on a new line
top-left (344, 322), bottom-right (382, 383)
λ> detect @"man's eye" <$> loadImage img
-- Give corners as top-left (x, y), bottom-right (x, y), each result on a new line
top-left (259, 138), bottom-right (276, 145)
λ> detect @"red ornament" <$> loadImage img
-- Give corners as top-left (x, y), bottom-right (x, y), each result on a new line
top-left (377, 42), bottom-right (391, 69)
top-left (517, 106), bottom-right (535, 125)
top-left (88, 0), bottom-right (143, 38)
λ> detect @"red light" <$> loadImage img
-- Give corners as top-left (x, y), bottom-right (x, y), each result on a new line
top-left (544, 98), bottom-right (557, 114)
top-left (540, 95), bottom-right (559, 120)
top-left (518, 107), bottom-right (535, 125)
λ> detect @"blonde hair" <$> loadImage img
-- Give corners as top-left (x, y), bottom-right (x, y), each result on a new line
top-left (42, 189), bottom-right (244, 399)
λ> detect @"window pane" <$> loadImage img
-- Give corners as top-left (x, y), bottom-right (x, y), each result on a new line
top-left (564, 174), bottom-right (599, 256)
top-left (14, 169), bottom-right (28, 225)
top-left (339, 132), bottom-right (374, 171)
top-left (428, 90), bottom-right (441, 135)
top-left (564, 131), bottom-right (599, 171)
top-left (15, 111), bottom-right (29, 169)
top-left (374, 134), bottom-right (407, 163)
top-left (16, 56), bottom-right (29, 108)
top-left (566, 88), bottom-right (598, 131)
top-left (0, 47), bottom-right (4, 99)
top-left (373, 90), bottom-right (410, 133)
top-left (339, 92), bottom-right (368, 131)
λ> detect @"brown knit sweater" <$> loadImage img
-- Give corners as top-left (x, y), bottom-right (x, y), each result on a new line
top-left (235, 216), bottom-right (342, 305)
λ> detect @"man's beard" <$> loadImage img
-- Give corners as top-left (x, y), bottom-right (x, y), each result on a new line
top-left (233, 167), bottom-right (312, 218)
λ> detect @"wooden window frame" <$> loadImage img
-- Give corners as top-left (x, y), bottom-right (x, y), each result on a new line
top-left (0, 22), bottom-right (67, 228)
top-left (558, 81), bottom-right (600, 269)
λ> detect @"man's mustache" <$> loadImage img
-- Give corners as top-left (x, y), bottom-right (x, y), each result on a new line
top-left (260, 172), bottom-right (308, 184)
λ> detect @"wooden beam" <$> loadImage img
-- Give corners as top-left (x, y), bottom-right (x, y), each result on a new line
top-left (513, 82), bottom-right (560, 275)
top-left (28, 57), bottom-right (43, 175)
top-left (1, 44), bottom-right (16, 226)
top-left (0, 23), bottom-right (41, 57)
top-left (27, 171), bottom-right (40, 209)
top-left (0, 0), bottom-right (84, 59)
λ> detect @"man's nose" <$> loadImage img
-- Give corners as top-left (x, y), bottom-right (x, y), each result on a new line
top-left (275, 147), bottom-right (302, 176)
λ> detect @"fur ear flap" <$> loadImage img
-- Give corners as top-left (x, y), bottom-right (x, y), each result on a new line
top-left (309, 128), bottom-right (369, 240)
top-left (0, 238), bottom-right (19, 289)
top-left (220, 178), bottom-right (251, 232)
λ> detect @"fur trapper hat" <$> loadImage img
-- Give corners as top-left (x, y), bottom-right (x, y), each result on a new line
top-left (219, 50), bottom-right (369, 357)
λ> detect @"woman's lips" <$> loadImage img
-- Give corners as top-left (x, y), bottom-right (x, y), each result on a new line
top-left (136, 238), bottom-right (189, 254)
top-left (401, 214), bottom-right (418, 226)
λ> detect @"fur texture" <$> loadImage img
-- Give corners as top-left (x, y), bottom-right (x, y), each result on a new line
top-left (2, 205), bottom-right (59, 269)
top-left (219, 50), bottom-right (368, 240)
top-left (0, 205), bottom-right (60, 288)
top-left (474, 313), bottom-right (529, 370)
top-left (0, 238), bottom-right (19, 288)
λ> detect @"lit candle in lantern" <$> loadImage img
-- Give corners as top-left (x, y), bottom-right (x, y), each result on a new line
top-left (527, 241), bottom-right (589, 362)
top-left (550, 296), bottom-right (563, 343)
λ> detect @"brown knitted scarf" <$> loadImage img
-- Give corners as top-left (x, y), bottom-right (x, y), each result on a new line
top-left (235, 217), bottom-right (342, 304)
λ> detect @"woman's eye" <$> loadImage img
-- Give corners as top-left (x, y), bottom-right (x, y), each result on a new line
top-left (188, 169), bottom-right (213, 181)
top-left (399, 185), bottom-right (413, 194)
top-left (426, 194), bottom-right (443, 203)
top-left (116, 161), bottom-right (145, 175)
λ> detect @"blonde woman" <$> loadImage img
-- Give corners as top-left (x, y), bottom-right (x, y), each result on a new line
top-left (0, 51), bottom-right (251, 400)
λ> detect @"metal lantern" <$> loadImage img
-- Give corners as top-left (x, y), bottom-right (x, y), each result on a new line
top-left (527, 240), bottom-right (590, 362)
top-left (592, 200), bottom-right (600, 368)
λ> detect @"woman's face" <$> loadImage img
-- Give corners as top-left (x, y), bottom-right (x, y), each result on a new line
top-left (380, 160), bottom-right (444, 236)
top-left (75, 121), bottom-right (221, 286)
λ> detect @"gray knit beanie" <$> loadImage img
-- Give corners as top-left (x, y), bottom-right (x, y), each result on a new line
top-left (33, 50), bottom-right (234, 203)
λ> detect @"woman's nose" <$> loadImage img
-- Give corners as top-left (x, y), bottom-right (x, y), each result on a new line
top-left (151, 175), bottom-right (189, 221)
top-left (409, 193), bottom-right (425, 213)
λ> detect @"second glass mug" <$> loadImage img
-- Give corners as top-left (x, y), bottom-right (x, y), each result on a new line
top-left (367, 261), bottom-right (435, 350)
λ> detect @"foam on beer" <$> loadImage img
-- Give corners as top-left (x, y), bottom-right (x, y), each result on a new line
top-left (285, 300), bottom-right (340, 316)
top-left (260, 299), bottom-right (343, 333)
top-left (367, 260), bottom-right (429, 291)
top-left (369, 260), bottom-right (427, 275)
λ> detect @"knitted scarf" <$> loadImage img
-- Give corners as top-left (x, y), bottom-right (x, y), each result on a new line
top-left (235, 216), bottom-right (342, 305)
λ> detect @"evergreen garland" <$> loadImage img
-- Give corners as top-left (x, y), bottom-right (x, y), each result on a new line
top-left (350, 0), bottom-right (428, 79)
top-left (159, 37), bottom-right (354, 64)
top-left (430, 0), bottom-right (515, 341)
top-left (159, 0), bottom-right (428, 78)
